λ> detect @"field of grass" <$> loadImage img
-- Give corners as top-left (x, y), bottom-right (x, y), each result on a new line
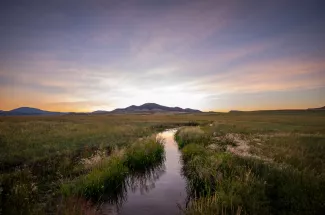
top-left (0, 114), bottom-right (205, 214)
top-left (0, 111), bottom-right (325, 214)
top-left (175, 112), bottom-right (325, 215)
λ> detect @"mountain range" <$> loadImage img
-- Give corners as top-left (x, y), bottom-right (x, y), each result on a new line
top-left (1, 104), bottom-right (324, 116)
top-left (0, 103), bottom-right (201, 116)
top-left (111, 103), bottom-right (201, 113)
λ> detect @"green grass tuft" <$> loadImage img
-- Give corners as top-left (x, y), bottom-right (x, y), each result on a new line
top-left (60, 136), bottom-right (165, 201)
top-left (175, 127), bottom-right (208, 148)
top-left (61, 155), bottom-right (128, 200)
top-left (124, 136), bottom-right (165, 171)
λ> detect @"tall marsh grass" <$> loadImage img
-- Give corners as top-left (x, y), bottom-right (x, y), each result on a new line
top-left (56, 197), bottom-right (100, 215)
top-left (61, 136), bottom-right (165, 201)
top-left (175, 127), bottom-right (207, 148)
top-left (185, 193), bottom-right (242, 215)
top-left (124, 136), bottom-right (165, 171)
top-left (176, 126), bottom-right (325, 215)
top-left (61, 155), bottom-right (128, 200)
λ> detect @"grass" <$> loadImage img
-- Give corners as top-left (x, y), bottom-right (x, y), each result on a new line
top-left (256, 135), bottom-right (325, 175)
top-left (0, 115), bottom-right (175, 214)
top-left (182, 149), bottom-right (325, 214)
top-left (0, 111), bottom-right (324, 214)
top-left (0, 168), bottom-right (39, 215)
top-left (175, 112), bottom-right (325, 215)
top-left (61, 136), bottom-right (165, 201)
top-left (55, 197), bottom-right (100, 215)
top-left (175, 127), bottom-right (208, 148)
top-left (61, 154), bottom-right (129, 201)
top-left (124, 136), bottom-right (165, 171)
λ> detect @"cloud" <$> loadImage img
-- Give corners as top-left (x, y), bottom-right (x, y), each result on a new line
top-left (207, 86), bottom-right (325, 111)
top-left (1, 0), bottom-right (324, 111)
top-left (190, 56), bottom-right (325, 94)
top-left (128, 1), bottom-right (231, 64)
top-left (43, 101), bottom-right (113, 112)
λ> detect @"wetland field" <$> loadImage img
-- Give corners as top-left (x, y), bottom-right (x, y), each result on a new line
top-left (1, 111), bottom-right (325, 215)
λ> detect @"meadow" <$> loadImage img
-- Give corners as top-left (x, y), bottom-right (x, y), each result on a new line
top-left (0, 111), bottom-right (324, 214)
top-left (175, 111), bottom-right (325, 215)
top-left (0, 114), bottom-right (201, 214)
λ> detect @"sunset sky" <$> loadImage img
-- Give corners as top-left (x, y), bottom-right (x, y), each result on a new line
top-left (0, 0), bottom-right (324, 112)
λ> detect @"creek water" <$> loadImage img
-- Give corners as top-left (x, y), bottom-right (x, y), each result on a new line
top-left (100, 129), bottom-right (187, 215)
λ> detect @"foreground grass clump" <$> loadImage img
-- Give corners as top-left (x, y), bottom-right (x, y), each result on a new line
top-left (56, 197), bottom-right (100, 215)
top-left (0, 168), bottom-right (39, 215)
top-left (181, 145), bottom-right (268, 214)
top-left (185, 193), bottom-right (243, 215)
top-left (61, 154), bottom-right (128, 200)
top-left (184, 152), bottom-right (325, 214)
top-left (176, 125), bottom-right (325, 215)
top-left (181, 143), bottom-right (208, 162)
top-left (124, 136), bottom-right (165, 171)
top-left (61, 136), bottom-right (165, 201)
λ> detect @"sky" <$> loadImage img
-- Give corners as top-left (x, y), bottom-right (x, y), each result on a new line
top-left (0, 0), bottom-right (325, 112)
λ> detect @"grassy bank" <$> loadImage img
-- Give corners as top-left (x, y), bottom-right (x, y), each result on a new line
top-left (61, 136), bottom-right (164, 201)
top-left (176, 119), bottom-right (325, 215)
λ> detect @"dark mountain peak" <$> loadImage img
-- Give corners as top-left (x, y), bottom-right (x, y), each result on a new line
top-left (138, 103), bottom-right (164, 109)
top-left (2, 107), bottom-right (62, 115)
top-left (229, 110), bottom-right (242, 113)
top-left (11, 107), bottom-right (44, 113)
top-left (112, 103), bottom-right (201, 113)
top-left (142, 103), bottom-right (158, 106)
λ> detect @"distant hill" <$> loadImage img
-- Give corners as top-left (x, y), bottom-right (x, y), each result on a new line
top-left (229, 110), bottom-right (242, 113)
top-left (0, 107), bottom-right (62, 116)
top-left (111, 103), bottom-right (201, 113)
top-left (228, 106), bottom-right (325, 113)
top-left (307, 106), bottom-right (325, 110)
top-left (92, 110), bottom-right (110, 114)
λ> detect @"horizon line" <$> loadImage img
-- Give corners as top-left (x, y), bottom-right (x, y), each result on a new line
top-left (1, 105), bottom-right (324, 113)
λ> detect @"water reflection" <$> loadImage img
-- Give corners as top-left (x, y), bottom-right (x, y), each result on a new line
top-left (128, 163), bottom-right (166, 194)
top-left (100, 161), bottom-right (166, 214)
top-left (100, 156), bottom-right (166, 209)
top-left (101, 129), bottom-right (187, 215)
top-left (98, 179), bottom-right (128, 208)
